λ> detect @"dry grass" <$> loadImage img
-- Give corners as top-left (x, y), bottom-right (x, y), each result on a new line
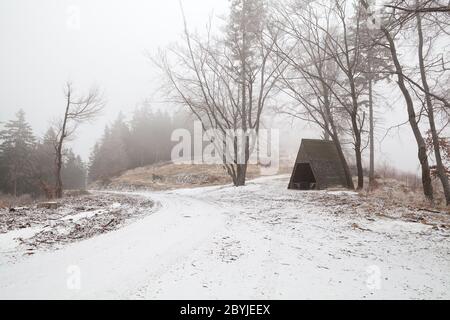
top-left (63, 189), bottom-right (91, 197)
top-left (360, 177), bottom-right (450, 214)
top-left (0, 190), bottom-right (89, 209)
top-left (0, 193), bottom-right (36, 209)
top-left (91, 161), bottom-right (293, 191)
top-left (93, 162), bottom-right (257, 190)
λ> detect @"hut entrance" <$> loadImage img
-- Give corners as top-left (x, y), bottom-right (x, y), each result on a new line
top-left (290, 163), bottom-right (316, 190)
top-left (288, 139), bottom-right (348, 190)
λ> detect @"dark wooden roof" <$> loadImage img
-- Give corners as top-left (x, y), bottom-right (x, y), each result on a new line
top-left (289, 139), bottom-right (348, 189)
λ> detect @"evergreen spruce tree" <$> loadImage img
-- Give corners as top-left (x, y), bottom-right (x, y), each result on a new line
top-left (350, 1), bottom-right (392, 188)
top-left (0, 110), bottom-right (36, 196)
top-left (62, 149), bottom-right (87, 190)
top-left (33, 127), bottom-right (58, 197)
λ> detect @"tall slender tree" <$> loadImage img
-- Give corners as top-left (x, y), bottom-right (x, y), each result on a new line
top-left (32, 127), bottom-right (58, 198)
top-left (350, 0), bottom-right (392, 188)
top-left (415, 7), bottom-right (450, 204)
top-left (272, 0), bottom-right (355, 189)
top-left (0, 110), bottom-right (36, 196)
top-left (157, 0), bottom-right (283, 186)
top-left (62, 150), bottom-right (87, 190)
top-left (54, 82), bottom-right (104, 198)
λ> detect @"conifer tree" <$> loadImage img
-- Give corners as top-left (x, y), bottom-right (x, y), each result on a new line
top-left (0, 110), bottom-right (36, 196)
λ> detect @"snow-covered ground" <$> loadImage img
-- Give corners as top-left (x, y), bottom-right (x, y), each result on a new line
top-left (0, 175), bottom-right (449, 299)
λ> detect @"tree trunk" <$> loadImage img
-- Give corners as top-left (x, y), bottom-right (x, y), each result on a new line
top-left (323, 130), bottom-right (330, 141)
top-left (334, 136), bottom-right (355, 190)
top-left (346, 64), bottom-right (364, 190)
top-left (351, 113), bottom-right (364, 190)
top-left (368, 76), bottom-right (375, 189)
top-left (416, 13), bottom-right (450, 205)
top-left (323, 85), bottom-right (354, 190)
top-left (55, 93), bottom-right (71, 199)
top-left (55, 150), bottom-right (63, 198)
top-left (383, 26), bottom-right (434, 200)
top-left (236, 4), bottom-right (248, 188)
top-left (235, 134), bottom-right (250, 187)
top-left (323, 110), bottom-right (330, 141)
top-left (229, 132), bottom-right (250, 187)
top-left (235, 163), bottom-right (247, 186)
top-left (326, 115), bottom-right (355, 189)
top-left (13, 167), bottom-right (17, 198)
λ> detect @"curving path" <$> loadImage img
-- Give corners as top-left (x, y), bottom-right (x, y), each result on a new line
top-left (0, 191), bottom-right (226, 299)
top-left (0, 176), bottom-right (449, 299)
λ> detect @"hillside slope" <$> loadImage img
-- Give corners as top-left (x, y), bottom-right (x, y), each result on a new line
top-left (92, 162), bottom-right (265, 190)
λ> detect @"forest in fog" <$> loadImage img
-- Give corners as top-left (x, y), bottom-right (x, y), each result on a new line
top-left (0, 0), bottom-right (449, 206)
top-left (1, 0), bottom-right (450, 302)
top-left (0, 107), bottom-right (194, 198)
top-left (156, 0), bottom-right (450, 203)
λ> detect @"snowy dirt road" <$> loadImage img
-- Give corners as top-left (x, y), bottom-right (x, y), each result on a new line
top-left (0, 175), bottom-right (449, 299)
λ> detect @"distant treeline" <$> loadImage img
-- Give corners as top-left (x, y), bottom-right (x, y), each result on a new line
top-left (0, 107), bottom-right (194, 197)
top-left (88, 106), bottom-right (193, 184)
top-left (0, 110), bottom-right (86, 198)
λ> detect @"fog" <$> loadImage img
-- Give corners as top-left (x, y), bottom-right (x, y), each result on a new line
top-left (0, 0), bottom-right (420, 173)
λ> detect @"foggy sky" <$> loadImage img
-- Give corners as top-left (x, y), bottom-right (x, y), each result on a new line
top-left (0, 0), bottom-right (421, 174)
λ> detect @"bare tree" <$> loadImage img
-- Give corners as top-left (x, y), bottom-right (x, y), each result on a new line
top-left (54, 82), bottom-right (104, 198)
top-left (385, 1), bottom-right (450, 13)
top-left (272, 0), bottom-right (356, 189)
top-left (354, 2), bottom-right (392, 189)
top-left (360, 0), bottom-right (435, 200)
top-left (322, 0), bottom-right (371, 190)
top-left (415, 8), bottom-right (450, 204)
top-left (361, 0), bottom-right (450, 204)
top-left (275, 0), bottom-right (371, 190)
top-left (156, 0), bottom-right (284, 186)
